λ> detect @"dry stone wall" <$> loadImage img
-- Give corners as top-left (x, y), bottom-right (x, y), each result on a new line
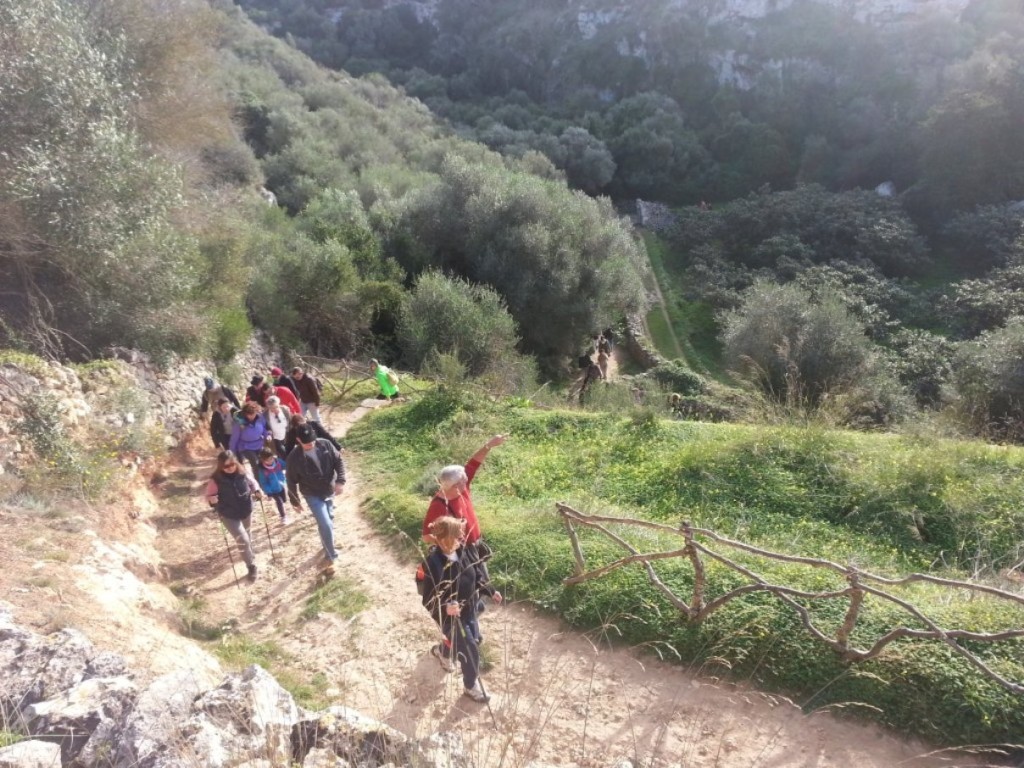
top-left (0, 336), bottom-right (280, 473)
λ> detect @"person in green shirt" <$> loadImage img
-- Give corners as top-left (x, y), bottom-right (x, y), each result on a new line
top-left (370, 358), bottom-right (400, 400)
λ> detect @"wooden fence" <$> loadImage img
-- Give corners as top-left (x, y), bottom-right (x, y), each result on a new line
top-left (558, 502), bottom-right (1024, 695)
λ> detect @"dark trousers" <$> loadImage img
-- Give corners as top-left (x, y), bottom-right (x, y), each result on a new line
top-left (442, 616), bottom-right (481, 690)
top-left (239, 449), bottom-right (261, 478)
top-left (266, 490), bottom-right (287, 518)
top-left (272, 438), bottom-right (288, 460)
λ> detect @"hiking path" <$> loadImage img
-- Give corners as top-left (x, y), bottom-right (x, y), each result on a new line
top-left (151, 401), bottom-right (977, 768)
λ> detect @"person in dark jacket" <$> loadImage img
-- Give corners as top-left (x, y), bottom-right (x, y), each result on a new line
top-left (283, 413), bottom-right (339, 456)
top-left (271, 366), bottom-right (300, 399)
top-left (209, 398), bottom-right (236, 451)
top-left (204, 450), bottom-right (260, 582)
top-left (245, 375), bottom-right (274, 408)
top-left (420, 516), bottom-right (501, 702)
top-left (287, 424), bottom-right (345, 575)
top-left (229, 402), bottom-right (270, 476)
top-left (291, 367), bottom-right (322, 423)
top-left (199, 376), bottom-right (240, 413)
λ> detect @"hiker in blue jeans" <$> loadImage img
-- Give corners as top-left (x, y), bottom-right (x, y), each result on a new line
top-left (286, 423), bottom-right (346, 576)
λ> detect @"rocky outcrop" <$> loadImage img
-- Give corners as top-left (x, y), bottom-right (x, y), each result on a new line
top-left (0, 604), bottom-right (474, 768)
top-left (0, 335), bottom-right (279, 472)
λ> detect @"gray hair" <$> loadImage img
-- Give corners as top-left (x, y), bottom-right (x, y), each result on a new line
top-left (266, 395), bottom-right (280, 406)
top-left (437, 464), bottom-right (467, 490)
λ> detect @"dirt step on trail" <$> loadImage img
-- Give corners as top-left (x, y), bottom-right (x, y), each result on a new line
top-left (154, 400), bottom-right (981, 768)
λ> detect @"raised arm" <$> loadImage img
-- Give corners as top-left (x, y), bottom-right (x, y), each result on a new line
top-left (468, 434), bottom-right (506, 466)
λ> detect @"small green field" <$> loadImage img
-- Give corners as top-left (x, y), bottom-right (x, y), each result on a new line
top-left (642, 233), bottom-right (723, 377)
top-left (346, 392), bottom-right (1024, 747)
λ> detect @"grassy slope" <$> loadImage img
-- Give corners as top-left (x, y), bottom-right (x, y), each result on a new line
top-left (345, 393), bottom-right (1024, 746)
top-left (642, 232), bottom-right (723, 377)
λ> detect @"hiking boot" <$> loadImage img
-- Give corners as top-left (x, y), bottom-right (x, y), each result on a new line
top-left (246, 563), bottom-right (257, 582)
top-left (322, 563), bottom-right (336, 578)
top-left (463, 681), bottom-right (489, 703)
top-left (430, 644), bottom-right (455, 673)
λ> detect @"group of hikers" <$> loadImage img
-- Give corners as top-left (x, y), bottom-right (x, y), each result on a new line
top-left (201, 360), bottom-right (499, 702)
top-left (578, 329), bottom-right (614, 403)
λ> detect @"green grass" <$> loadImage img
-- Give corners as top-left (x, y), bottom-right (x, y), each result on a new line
top-left (0, 731), bottom-right (22, 748)
top-left (213, 634), bottom-right (338, 710)
top-left (645, 307), bottom-right (682, 359)
top-left (642, 233), bottom-right (724, 377)
top-left (301, 576), bottom-right (369, 621)
top-left (345, 391), bottom-right (1024, 747)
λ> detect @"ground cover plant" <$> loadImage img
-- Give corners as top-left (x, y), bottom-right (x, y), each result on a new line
top-left (345, 392), bottom-right (1024, 746)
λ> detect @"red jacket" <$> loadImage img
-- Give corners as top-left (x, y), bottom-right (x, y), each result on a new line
top-left (422, 459), bottom-right (483, 543)
top-left (274, 385), bottom-right (301, 414)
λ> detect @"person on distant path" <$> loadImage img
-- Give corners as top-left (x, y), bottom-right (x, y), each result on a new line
top-left (269, 380), bottom-right (300, 415)
top-left (209, 397), bottom-right (237, 451)
top-left (205, 450), bottom-right (260, 582)
top-left (245, 375), bottom-right (274, 408)
top-left (230, 402), bottom-right (270, 477)
top-left (602, 327), bottom-right (616, 350)
top-left (271, 366), bottom-right (300, 400)
top-left (264, 396), bottom-right (293, 459)
top-left (421, 515), bottom-right (500, 702)
top-left (422, 435), bottom-right (505, 583)
top-left (370, 358), bottom-right (400, 401)
top-left (287, 423), bottom-right (346, 576)
top-left (579, 359), bottom-right (603, 403)
top-left (199, 376), bottom-right (240, 414)
top-left (256, 446), bottom-right (290, 525)
top-left (291, 367), bottom-right (323, 423)
top-left (597, 346), bottom-right (610, 381)
top-left (284, 413), bottom-right (339, 457)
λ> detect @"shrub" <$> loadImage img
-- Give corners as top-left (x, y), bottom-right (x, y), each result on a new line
top-left (646, 360), bottom-right (707, 396)
top-left (397, 270), bottom-right (525, 379)
top-left (950, 316), bottom-right (1024, 440)
top-left (721, 281), bottom-right (899, 416)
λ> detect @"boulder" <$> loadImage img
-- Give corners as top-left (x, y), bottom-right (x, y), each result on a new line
top-left (0, 739), bottom-right (62, 767)
top-left (0, 604), bottom-right (127, 722)
top-left (153, 665), bottom-right (298, 768)
top-left (292, 707), bottom-right (473, 768)
top-left (24, 676), bottom-right (137, 765)
top-left (110, 669), bottom-right (208, 768)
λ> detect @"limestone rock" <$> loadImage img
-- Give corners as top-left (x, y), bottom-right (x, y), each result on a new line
top-left (24, 676), bottom-right (137, 765)
top-left (110, 669), bottom-right (208, 768)
top-left (0, 739), bottom-right (62, 767)
top-left (153, 665), bottom-right (298, 768)
top-left (292, 707), bottom-right (473, 768)
top-left (302, 747), bottom-right (352, 767)
top-left (292, 705), bottom-right (408, 765)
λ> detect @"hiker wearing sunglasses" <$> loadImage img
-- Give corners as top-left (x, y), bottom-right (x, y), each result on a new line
top-left (204, 450), bottom-right (260, 582)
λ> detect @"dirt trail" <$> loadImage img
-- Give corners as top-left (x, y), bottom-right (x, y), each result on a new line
top-left (153, 402), bottom-right (981, 768)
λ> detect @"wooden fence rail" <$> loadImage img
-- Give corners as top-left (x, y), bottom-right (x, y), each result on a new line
top-left (557, 502), bottom-right (1024, 695)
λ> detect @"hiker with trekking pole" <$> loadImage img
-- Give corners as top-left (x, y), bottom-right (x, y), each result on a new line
top-left (286, 423), bottom-right (346, 577)
top-left (419, 516), bottom-right (501, 703)
top-left (204, 450), bottom-right (261, 583)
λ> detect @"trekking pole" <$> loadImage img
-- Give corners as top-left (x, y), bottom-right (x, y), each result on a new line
top-left (257, 495), bottom-right (277, 560)
top-left (219, 519), bottom-right (242, 589)
top-left (456, 618), bottom-right (498, 728)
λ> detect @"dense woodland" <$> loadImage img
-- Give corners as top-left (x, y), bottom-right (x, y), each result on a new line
top-left (1, 0), bottom-right (1024, 432)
